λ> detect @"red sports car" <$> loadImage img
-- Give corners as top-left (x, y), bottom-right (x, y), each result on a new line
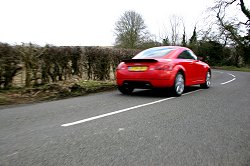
top-left (116, 46), bottom-right (211, 96)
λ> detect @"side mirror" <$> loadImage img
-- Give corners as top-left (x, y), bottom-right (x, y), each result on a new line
top-left (197, 57), bottom-right (203, 61)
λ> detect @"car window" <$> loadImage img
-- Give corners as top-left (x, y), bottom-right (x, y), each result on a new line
top-left (178, 50), bottom-right (196, 60)
top-left (134, 47), bottom-right (175, 58)
top-left (187, 50), bottom-right (198, 60)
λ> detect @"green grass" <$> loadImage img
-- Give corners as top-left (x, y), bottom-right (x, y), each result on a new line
top-left (75, 80), bottom-right (116, 93)
top-left (0, 80), bottom-right (117, 106)
top-left (213, 66), bottom-right (250, 72)
top-left (77, 80), bottom-right (115, 87)
top-left (0, 95), bottom-right (7, 104)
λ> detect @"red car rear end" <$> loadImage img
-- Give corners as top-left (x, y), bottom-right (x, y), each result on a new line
top-left (116, 59), bottom-right (177, 88)
top-left (116, 46), bottom-right (211, 96)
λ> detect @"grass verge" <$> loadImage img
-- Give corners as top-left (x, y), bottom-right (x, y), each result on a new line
top-left (0, 80), bottom-right (116, 106)
top-left (212, 66), bottom-right (250, 72)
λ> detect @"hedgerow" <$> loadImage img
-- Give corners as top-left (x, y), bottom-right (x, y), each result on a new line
top-left (0, 43), bottom-right (140, 89)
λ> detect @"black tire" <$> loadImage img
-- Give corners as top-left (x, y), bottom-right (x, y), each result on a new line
top-left (118, 86), bottom-right (134, 95)
top-left (200, 71), bottom-right (211, 89)
top-left (173, 72), bottom-right (185, 96)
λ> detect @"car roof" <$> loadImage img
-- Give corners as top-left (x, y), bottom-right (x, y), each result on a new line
top-left (150, 46), bottom-right (188, 50)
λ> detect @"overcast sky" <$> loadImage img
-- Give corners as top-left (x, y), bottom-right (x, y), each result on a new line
top-left (0, 0), bottom-right (246, 46)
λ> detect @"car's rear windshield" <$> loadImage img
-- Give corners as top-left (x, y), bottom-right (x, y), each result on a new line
top-left (133, 47), bottom-right (175, 59)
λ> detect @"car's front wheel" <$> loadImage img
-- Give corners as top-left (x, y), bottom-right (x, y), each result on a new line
top-left (173, 72), bottom-right (185, 96)
top-left (200, 71), bottom-right (211, 89)
top-left (118, 86), bottom-right (134, 95)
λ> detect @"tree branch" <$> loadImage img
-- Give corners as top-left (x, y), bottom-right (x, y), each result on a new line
top-left (240, 0), bottom-right (250, 20)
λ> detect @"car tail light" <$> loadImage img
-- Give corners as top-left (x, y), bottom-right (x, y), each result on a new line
top-left (150, 64), bottom-right (173, 71)
top-left (116, 62), bottom-right (127, 70)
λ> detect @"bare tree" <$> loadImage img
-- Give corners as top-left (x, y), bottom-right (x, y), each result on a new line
top-left (211, 0), bottom-right (250, 66)
top-left (169, 15), bottom-right (182, 45)
top-left (158, 24), bottom-right (170, 46)
top-left (181, 20), bottom-right (187, 47)
top-left (114, 10), bottom-right (150, 49)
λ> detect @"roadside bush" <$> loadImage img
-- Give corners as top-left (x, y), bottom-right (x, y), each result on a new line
top-left (0, 43), bottom-right (21, 89)
top-left (17, 43), bottom-right (44, 87)
top-left (83, 47), bottom-right (111, 80)
top-left (83, 47), bottom-right (140, 80)
top-left (0, 43), bottom-right (140, 88)
top-left (71, 46), bottom-right (83, 76)
top-left (40, 45), bottom-right (73, 83)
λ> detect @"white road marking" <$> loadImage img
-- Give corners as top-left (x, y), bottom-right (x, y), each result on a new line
top-left (228, 73), bottom-right (236, 78)
top-left (61, 89), bottom-right (202, 127)
top-left (61, 71), bottom-right (237, 127)
top-left (213, 70), bottom-right (236, 85)
top-left (221, 73), bottom-right (236, 85)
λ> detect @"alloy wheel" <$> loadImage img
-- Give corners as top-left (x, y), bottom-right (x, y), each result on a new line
top-left (175, 73), bottom-right (184, 96)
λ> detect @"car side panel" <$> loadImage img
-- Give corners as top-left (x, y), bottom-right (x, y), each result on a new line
top-left (173, 59), bottom-right (195, 85)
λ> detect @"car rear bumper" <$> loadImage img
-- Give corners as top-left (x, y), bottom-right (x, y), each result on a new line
top-left (116, 78), bottom-right (175, 88)
top-left (116, 70), bottom-right (177, 88)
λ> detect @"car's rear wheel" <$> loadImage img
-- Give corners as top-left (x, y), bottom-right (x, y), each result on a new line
top-left (200, 71), bottom-right (211, 89)
top-left (118, 86), bottom-right (134, 95)
top-left (173, 72), bottom-right (185, 96)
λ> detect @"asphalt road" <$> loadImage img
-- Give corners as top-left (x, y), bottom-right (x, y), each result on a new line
top-left (0, 69), bottom-right (250, 166)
